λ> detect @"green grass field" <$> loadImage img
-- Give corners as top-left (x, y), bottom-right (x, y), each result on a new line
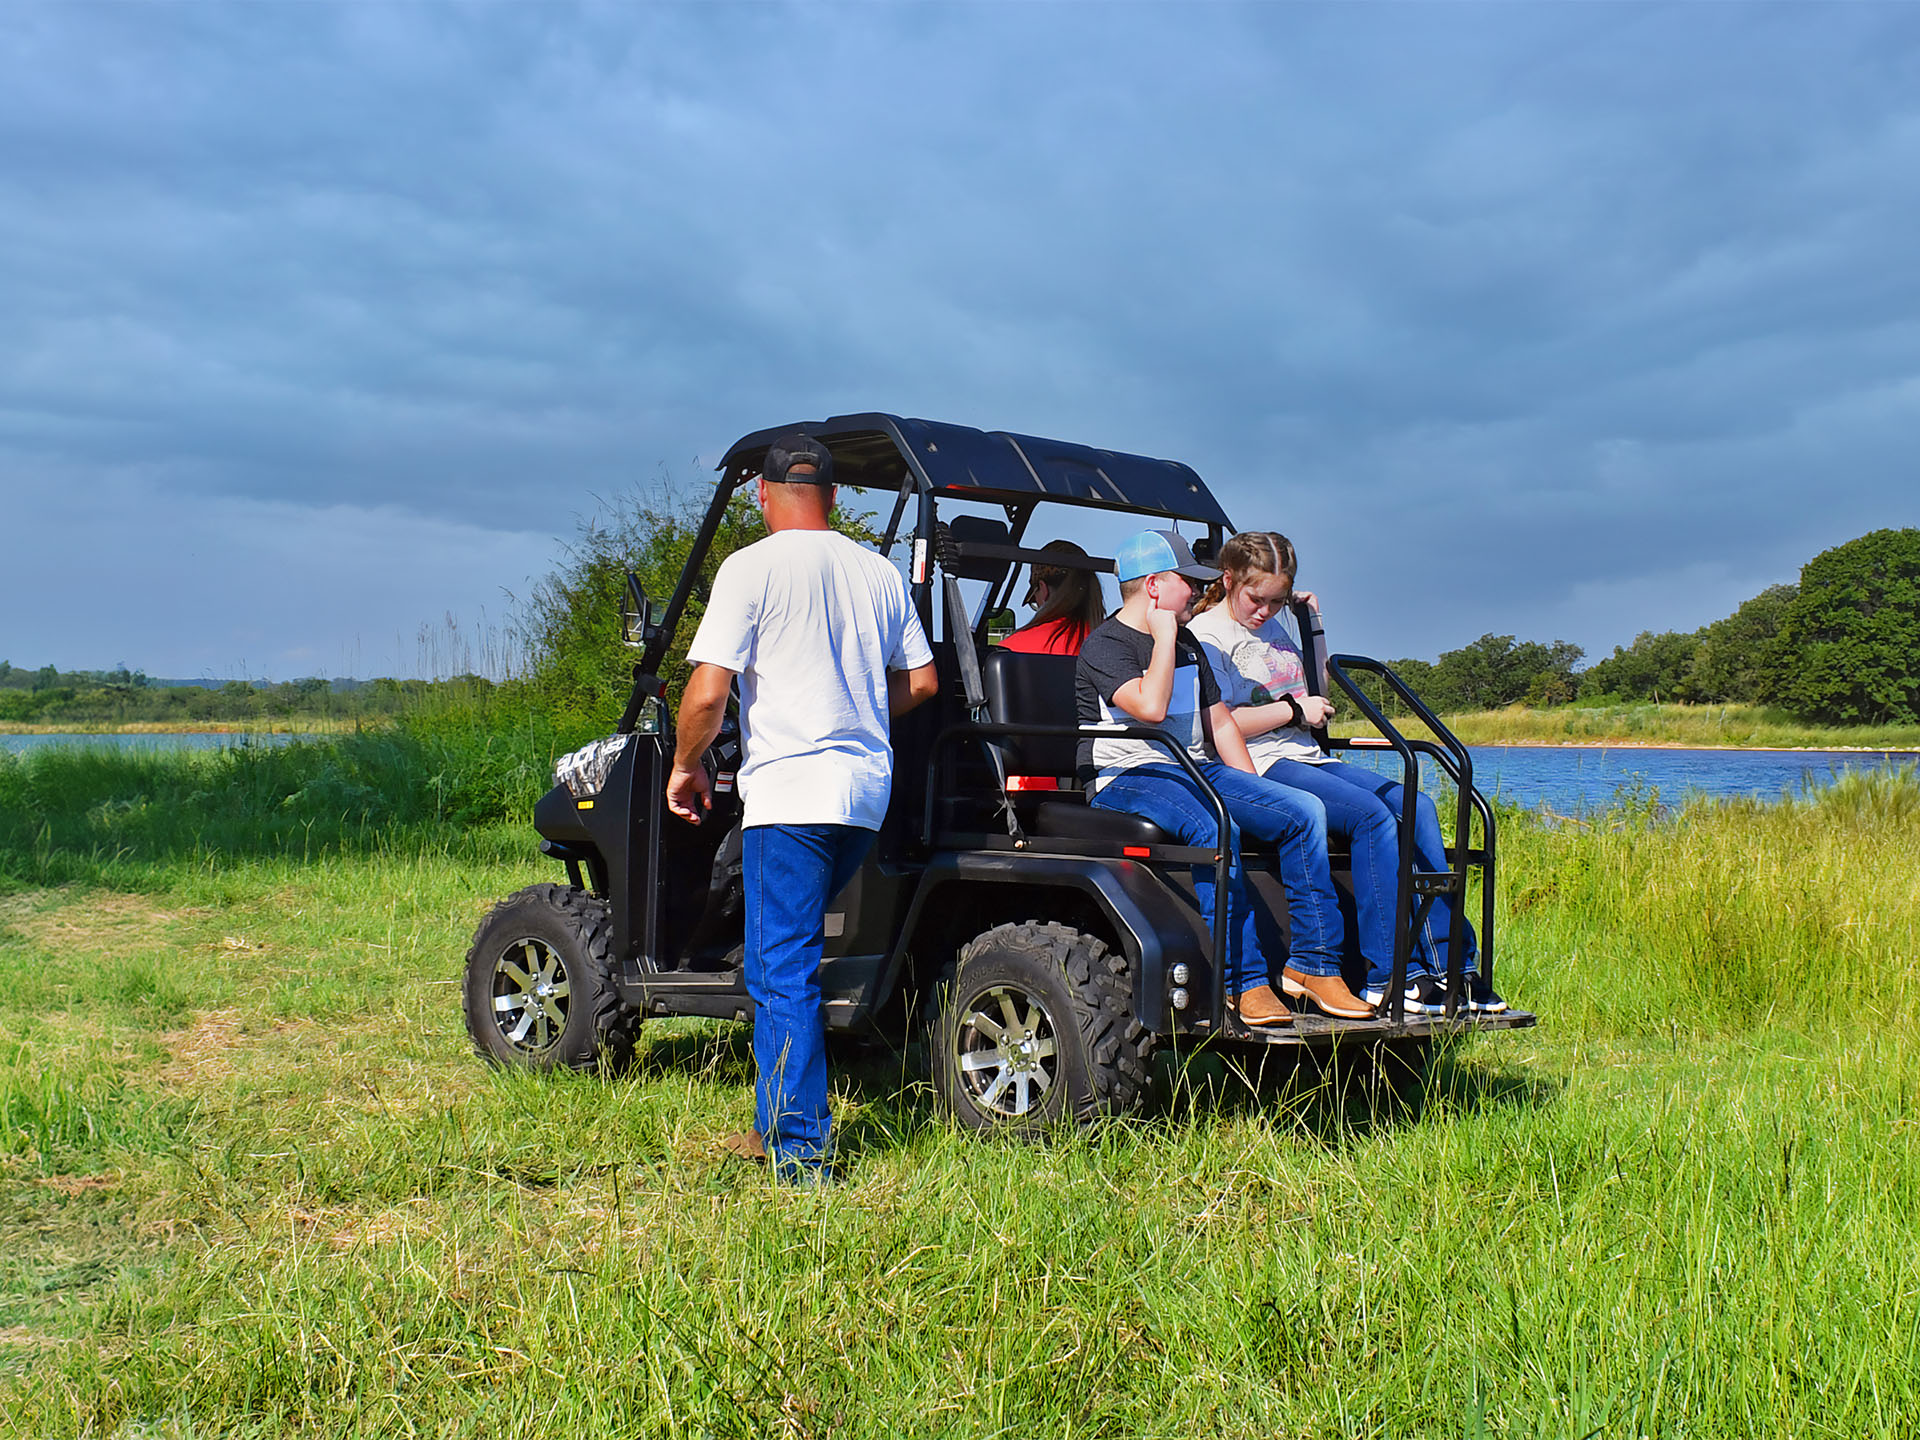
top-left (2, 735), bottom-right (1917, 1437)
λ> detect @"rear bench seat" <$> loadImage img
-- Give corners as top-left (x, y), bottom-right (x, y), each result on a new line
top-left (979, 648), bottom-right (1175, 846)
top-left (978, 646), bottom-right (1351, 870)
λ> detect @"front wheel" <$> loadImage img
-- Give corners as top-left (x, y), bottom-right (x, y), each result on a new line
top-left (928, 921), bottom-right (1154, 1132)
top-left (462, 884), bottom-right (641, 1072)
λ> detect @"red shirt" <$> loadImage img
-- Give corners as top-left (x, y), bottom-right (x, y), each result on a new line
top-left (999, 617), bottom-right (1090, 656)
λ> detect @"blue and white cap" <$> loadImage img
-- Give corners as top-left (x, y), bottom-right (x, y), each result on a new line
top-left (1113, 529), bottom-right (1221, 584)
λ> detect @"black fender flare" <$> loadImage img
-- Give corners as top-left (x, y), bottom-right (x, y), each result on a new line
top-left (873, 852), bottom-right (1211, 1034)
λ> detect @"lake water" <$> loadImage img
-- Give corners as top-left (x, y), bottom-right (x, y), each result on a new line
top-left (1345, 745), bottom-right (1920, 816)
top-left (0, 731), bottom-right (303, 755)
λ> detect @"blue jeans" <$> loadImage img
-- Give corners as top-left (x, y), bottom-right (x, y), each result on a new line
top-left (1091, 762), bottom-right (1344, 994)
top-left (1261, 757), bottom-right (1479, 987)
top-left (742, 823), bottom-right (874, 1179)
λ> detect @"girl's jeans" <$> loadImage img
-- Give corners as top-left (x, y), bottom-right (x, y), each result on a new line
top-left (1091, 762), bottom-right (1344, 993)
top-left (742, 823), bottom-right (874, 1178)
top-left (1261, 757), bottom-right (1479, 988)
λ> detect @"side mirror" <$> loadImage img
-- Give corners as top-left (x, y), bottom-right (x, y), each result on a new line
top-left (623, 574), bottom-right (662, 648)
top-left (986, 607), bottom-right (1017, 644)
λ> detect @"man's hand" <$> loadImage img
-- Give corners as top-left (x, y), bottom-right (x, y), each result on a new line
top-left (1296, 694), bottom-right (1336, 728)
top-left (667, 662), bottom-right (735, 824)
top-left (1144, 604), bottom-right (1179, 645)
top-left (666, 761), bottom-right (712, 823)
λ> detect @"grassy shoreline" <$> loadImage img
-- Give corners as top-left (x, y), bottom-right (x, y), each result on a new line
top-left (0, 717), bottom-right (380, 736)
top-left (1336, 701), bottom-right (1920, 752)
top-left (10, 701), bottom-right (1920, 751)
top-left (4, 742), bottom-right (1919, 1435)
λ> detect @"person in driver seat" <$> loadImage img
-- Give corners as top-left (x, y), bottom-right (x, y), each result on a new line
top-left (999, 539), bottom-right (1108, 656)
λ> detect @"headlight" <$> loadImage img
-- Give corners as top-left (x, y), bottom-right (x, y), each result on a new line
top-left (555, 734), bottom-right (632, 800)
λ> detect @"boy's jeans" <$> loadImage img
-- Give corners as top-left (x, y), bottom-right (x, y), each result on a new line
top-left (1091, 762), bottom-right (1344, 993)
top-left (742, 823), bottom-right (874, 1178)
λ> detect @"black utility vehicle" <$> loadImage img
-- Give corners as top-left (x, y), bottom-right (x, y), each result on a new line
top-left (462, 415), bottom-right (1534, 1128)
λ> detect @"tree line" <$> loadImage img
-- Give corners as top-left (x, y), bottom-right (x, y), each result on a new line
top-left (0, 665), bottom-right (498, 727)
top-left (13, 515), bottom-right (1914, 731)
top-left (1358, 528), bottom-right (1920, 725)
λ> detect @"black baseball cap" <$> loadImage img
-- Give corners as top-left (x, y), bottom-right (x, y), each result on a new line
top-left (763, 433), bottom-right (835, 486)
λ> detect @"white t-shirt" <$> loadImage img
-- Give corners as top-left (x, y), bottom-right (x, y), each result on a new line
top-left (686, 529), bottom-right (934, 830)
top-left (1186, 604), bottom-right (1330, 771)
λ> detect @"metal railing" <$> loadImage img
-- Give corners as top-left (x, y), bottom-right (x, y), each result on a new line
top-left (1322, 655), bottom-right (1497, 1020)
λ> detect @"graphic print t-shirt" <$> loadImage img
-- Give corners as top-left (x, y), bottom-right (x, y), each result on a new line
top-left (686, 530), bottom-right (933, 830)
top-left (1185, 605), bottom-right (1327, 770)
top-left (1075, 616), bottom-right (1220, 792)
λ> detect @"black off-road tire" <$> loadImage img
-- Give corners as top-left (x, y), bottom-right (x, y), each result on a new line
top-left (463, 884), bottom-right (642, 1073)
top-left (927, 921), bottom-right (1155, 1131)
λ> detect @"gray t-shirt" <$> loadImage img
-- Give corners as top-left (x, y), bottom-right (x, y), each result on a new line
top-left (1075, 616), bottom-right (1221, 792)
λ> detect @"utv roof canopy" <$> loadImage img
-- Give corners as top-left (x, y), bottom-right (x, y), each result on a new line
top-left (720, 413), bottom-right (1233, 531)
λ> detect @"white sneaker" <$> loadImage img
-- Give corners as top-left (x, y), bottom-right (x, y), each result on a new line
top-left (1361, 973), bottom-right (1448, 1015)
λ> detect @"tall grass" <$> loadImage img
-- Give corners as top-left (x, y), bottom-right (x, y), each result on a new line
top-left (0, 697), bottom-right (597, 889)
top-left (4, 735), bottom-right (1919, 1435)
top-left (1498, 767), bottom-right (1920, 1037)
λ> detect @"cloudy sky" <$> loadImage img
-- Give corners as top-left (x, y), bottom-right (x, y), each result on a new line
top-left (4, 2), bottom-right (1918, 679)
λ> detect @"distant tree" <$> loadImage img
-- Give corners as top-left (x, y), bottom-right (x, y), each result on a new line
top-left (1424, 634), bottom-right (1584, 711)
top-left (520, 488), bottom-right (766, 727)
top-left (33, 665), bottom-right (58, 693)
top-left (1684, 584), bottom-right (1795, 703)
top-left (520, 481), bottom-right (878, 727)
top-left (1776, 528), bottom-right (1920, 724)
top-left (1578, 629), bottom-right (1699, 702)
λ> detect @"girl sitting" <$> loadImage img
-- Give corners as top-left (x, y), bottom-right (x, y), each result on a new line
top-left (1187, 531), bottom-right (1505, 1014)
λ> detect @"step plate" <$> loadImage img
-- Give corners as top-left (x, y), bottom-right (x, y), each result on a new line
top-left (1213, 1009), bottom-right (1538, 1046)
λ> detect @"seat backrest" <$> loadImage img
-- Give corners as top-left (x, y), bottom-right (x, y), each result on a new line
top-left (980, 648), bottom-right (1081, 782)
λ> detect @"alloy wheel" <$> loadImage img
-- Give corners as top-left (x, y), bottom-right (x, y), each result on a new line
top-left (488, 936), bottom-right (572, 1057)
top-left (954, 983), bottom-right (1060, 1118)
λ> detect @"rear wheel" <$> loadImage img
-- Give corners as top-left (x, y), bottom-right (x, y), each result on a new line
top-left (928, 921), bottom-right (1154, 1131)
top-left (463, 884), bottom-right (641, 1072)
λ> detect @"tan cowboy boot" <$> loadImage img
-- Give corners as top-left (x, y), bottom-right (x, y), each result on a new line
top-left (1281, 967), bottom-right (1373, 1020)
top-left (1235, 983), bottom-right (1294, 1028)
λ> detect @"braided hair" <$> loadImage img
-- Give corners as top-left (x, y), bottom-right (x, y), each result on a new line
top-left (1193, 531), bottom-right (1297, 615)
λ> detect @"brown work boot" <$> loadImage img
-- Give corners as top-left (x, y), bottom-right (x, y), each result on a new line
top-left (1235, 983), bottom-right (1293, 1028)
top-left (1281, 967), bottom-right (1373, 1020)
top-left (722, 1129), bottom-right (767, 1163)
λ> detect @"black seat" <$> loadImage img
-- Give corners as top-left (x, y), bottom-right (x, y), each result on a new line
top-left (979, 648), bottom-right (1175, 846)
top-left (1032, 801), bottom-right (1172, 846)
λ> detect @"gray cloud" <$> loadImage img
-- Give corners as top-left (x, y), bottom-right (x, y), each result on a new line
top-left (4, 2), bottom-right (1918, 675)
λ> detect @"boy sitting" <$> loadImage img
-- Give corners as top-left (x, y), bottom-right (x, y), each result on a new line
top-left (1075, 530), bottom-right (1371, 1023)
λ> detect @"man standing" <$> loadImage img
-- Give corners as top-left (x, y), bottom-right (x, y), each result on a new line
top-left (667, 434), bottom-right (938, 1183)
